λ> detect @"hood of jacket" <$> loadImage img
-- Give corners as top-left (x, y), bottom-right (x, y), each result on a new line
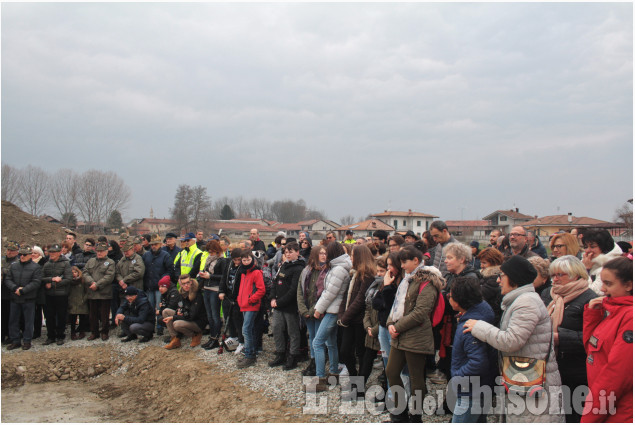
top-left (329, 253), bottom-right (352, 272)
top-left (410, 266), bottom-right (446, 292)
top-left (480, 265), bottom-right (501, 278)
top-left (179, 278), bottom-right (199, 301)
top-left (458, 300), bottom-right (495, 324)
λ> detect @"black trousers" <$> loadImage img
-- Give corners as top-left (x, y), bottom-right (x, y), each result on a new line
top-left (1, 298), bottom-right (10, 341)
top-left (44, 295), bottom-right (69, 340)
top-left (339, 323), bottom-right (366, 377)
top-left (89, 299), bottom-right (111, 336)
top-left (68, 313), bottom-right (90, 333)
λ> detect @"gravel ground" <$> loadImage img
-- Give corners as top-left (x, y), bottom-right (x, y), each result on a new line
top-left (3, 327), bottom-right (459, 423)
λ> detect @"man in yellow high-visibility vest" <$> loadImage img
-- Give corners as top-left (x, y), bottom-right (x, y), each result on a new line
top-left (175, 233), bottom-right (203, 280)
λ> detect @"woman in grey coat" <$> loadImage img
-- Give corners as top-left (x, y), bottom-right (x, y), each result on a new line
top-left (463, 255), bottom-right (564, 423)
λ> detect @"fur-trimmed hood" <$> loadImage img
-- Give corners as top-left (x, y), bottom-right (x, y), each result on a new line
top-left (480, 265), bottom-right (501, 278)
top-left (409, 266), bottom-right (446, 292)
top-left (179, 278), bottom-right (199, 301)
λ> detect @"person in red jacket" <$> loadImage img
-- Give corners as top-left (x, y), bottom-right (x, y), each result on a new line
top-left (236, 249), bottom-right (266, 369)
top-left (582, 256), bottom-right (632, 423)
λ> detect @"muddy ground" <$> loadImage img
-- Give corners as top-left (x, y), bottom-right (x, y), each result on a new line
top-left (1, 345), bottom-right (308, 423)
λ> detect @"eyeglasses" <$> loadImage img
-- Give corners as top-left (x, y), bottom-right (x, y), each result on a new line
top-left (509, 233), bottom-right (526, 238)
top-left (552, 244), bottom-right (566, 250)
top-left (19, 254), bottom-right (30, 257)
top-left (551, 273), bottom-right (568, 279)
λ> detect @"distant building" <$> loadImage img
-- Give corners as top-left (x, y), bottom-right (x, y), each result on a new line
top-left (371, 209), bottom-right (438, 236)
top-left (523, 214), bottom-right (624, 237)
top-left (446, 220), bottom-right (496, 239)
top-left (482, 209), bottom-right (534, 234)
top-left (335, 219), bottom-right (395, 240)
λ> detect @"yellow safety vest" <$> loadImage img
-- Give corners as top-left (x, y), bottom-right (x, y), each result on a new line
top-left (199, 251), bottom-right (209, 273)
top-left (180, 245), bottom-right (203, 276)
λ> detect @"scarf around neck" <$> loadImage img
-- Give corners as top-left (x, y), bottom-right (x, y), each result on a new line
top-left (547, 277), bottom-right (590, 344)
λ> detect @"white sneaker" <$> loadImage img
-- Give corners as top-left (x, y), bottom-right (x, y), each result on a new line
top-left (234, 343), bottom-right (244, 355)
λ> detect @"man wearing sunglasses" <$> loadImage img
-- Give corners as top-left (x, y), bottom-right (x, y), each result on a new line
top-left (4, 246), bottom-right (42, 350)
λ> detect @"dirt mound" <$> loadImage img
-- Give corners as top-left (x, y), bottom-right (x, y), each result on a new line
top-left (1, 346), bottom-right (119, 388)
top-left (1, 201), bottom-right (70, 252)
top-left (2, 345), bottom-right (308, 423)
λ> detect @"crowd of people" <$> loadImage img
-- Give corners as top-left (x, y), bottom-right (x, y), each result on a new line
top-left (1, 223), bottom-right (632, 423)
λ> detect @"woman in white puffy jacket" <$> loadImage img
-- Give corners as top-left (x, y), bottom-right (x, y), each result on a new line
top-left (309, 242), bottom-right (352, 392)
top-left (463, 255), bottom-right (564, 423)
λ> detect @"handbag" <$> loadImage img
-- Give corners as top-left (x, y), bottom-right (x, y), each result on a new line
top-left (500, 315), bottom-right (553, 397)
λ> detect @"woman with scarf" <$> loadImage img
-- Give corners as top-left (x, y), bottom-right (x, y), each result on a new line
top-left (199, 240), bottom-right (226, 350)
top-left (297, 245), bottom-right (328, 376)
top-left (386, 245), bottom-right (444, 422)
top-left (545, 255), bottom-right (597, 422)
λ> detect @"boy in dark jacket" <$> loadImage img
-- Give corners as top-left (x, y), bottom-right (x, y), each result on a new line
top-left (269, 242), bottom-right (306, 370)
top-left (219, 249), bottom-right (244, 348)
top-left (448, 277), bottom-right (497, 423)
top-left (115, 287), bottom-right (155, 343)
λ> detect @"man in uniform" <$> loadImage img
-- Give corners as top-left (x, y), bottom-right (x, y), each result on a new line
top-left (1, 241), bottom-right (20, 344)
top-left (83, 242), bottom-right (116, 340)
top-left (41, 244), bottom-right (72, 345)
top-left (114, 240), bottom-right (145, 335)
top-left (4, 246), bottom-right (42, 350)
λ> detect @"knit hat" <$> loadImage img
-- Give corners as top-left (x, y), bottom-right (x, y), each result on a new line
top-left (470, 241), bottom-right (480, 249)
top-left (124, 287), bottom-right (139, 296)
top-left (500, 255), bottom-right (537, 287)
top-left (158, 275), bottom-right (171, 289)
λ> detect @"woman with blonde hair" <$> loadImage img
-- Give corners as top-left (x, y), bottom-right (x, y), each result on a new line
top-left (550, 233), bottom-right (581, 260)
top-left (545, 255), bottom-right (597, 422)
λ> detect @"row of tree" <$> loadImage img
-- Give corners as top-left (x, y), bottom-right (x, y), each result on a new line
top-left (170, 186), bottom-right (329, 232)
top-left (1, 164), bottom-right (131, 231)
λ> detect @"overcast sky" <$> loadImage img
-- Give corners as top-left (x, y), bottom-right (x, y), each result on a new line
top-left (2, 2), bottom-right (632, 224)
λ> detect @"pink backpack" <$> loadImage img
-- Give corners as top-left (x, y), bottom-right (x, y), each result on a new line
top-left (418, 281), bottom-right (445, 327)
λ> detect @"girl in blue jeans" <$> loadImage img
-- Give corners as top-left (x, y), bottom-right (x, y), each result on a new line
top-left (308, 242), bottom-right (352, 392)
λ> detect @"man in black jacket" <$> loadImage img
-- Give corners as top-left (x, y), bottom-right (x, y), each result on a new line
top-left (4, 246), bottom-right (42, 350)
top-left (116, 287), bottom-right (155, 343)
top-left (1, 241), bottom-right (20, 345)
top-left (41, 244), bottom-right (73, 345)
top-left (268, 242), bottom-right (306, 370)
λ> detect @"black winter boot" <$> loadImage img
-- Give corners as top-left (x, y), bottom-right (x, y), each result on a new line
top-left (268, 352), bottom-right (286, 367)
top-left (302, 358), bottom-right (316, 376)
top-left (283, 354), bottom-right (299, 371)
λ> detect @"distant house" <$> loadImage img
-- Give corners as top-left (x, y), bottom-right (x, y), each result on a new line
top-left (522, 214), bottom-right (624, 237)
top-left (275, 219), bottom-right (340, 239)
top-left (446, 220), bottom-right (496, 239)
top-left (131, 218), bottom-right (179, 236)
top-left (482, 209), bottom-right (534, 234)
top-left (208, 220), bottom-right (280, 241)
top-left (335, 219), bottom-right (395, 240)
top-left (371, 210), bottom-right (438, 236)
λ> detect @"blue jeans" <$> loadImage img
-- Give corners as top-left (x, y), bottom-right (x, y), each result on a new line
top-left (378, 325), bottom-right (411, 401)
top-left (306, 317), bottom-right (318, 358)
top-left (452, 396), bottom-right (486, 423)
top-left (202, 289), bottom-right (222, 338)
top-left (242, 311), bottom-right (258, 359)
top-left (312, 313), bottom-right (339, 378)
top-left (146, 289), bottom-right (162, 329)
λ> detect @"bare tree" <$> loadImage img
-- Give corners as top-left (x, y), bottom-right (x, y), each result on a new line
top-left (614, 200), bottom-right (633, 237)
top-left (18, 165), bottom-right (50, 216)
top-left (249, 197), bottom-right (272, 220)
top-left (50, 169), bottom-right (79, 225)
top-left (170, 184), bottom-right (212, 232)
top-left (340, 215), bottom-right (356, 226)
top-left (76, 170), bottom-right (131, 232)
top-left (1, 164), bottom-right (23, 205)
